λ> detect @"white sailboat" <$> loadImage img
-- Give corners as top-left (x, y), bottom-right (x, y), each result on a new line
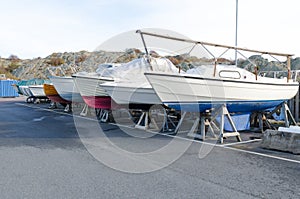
top-left (136, 30), bottom-right (299, 113)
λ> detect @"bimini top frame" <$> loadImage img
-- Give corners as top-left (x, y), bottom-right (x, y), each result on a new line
top-left (136, 29), bottom-right (294, 82)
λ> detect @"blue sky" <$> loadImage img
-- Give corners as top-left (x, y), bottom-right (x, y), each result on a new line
top-left (0, 0), bottom-right (299, 59)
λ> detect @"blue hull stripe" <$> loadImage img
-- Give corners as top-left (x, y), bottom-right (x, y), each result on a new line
top-left (164, 100), bottom-right (286, 113)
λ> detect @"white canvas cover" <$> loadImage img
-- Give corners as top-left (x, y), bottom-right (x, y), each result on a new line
top-left (101, 56), bottom-right (180, 82)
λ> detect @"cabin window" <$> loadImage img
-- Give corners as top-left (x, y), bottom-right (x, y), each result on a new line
top-left (219, 70), bottom-right (241, 79)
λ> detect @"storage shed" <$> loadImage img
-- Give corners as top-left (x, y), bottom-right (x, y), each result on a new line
top-left (0, 80), bottom-right (19, 97)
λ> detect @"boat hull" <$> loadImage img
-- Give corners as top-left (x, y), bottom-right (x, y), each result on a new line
top-left (145, 73), bottom-right (299, 113)
top-left (101, 83), bottom-right (161, 105)
top-left (72, 75), bottom-right (113, 109)
top-left (81, 96), bottom-right (111, 109)
top-left (28, 85), bottom-right (47, 98)
top-left (19, 86), bottom-right (33, 96)
top-left (101, 83), bottom-right (161, 110)
top-left (43, 84), bottom-right (70, 104)
top-left (49, 76), bottom-right (84, 103)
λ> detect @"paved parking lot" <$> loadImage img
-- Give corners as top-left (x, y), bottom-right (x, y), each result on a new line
top-left (0, 97), bottom-right (299, 199)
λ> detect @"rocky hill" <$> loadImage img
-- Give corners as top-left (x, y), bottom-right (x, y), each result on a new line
top-left (10, 50), bottom-right (133, 79)
top-left (1, 50), bottom-right (300, 80)
top-left (238, 55), bottom-right (300, 72)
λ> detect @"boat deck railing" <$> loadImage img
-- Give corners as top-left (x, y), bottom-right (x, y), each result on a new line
top-left (259, 70), bottom-right (300, 82)
top-left (136, 30), bottom-right (294, 82)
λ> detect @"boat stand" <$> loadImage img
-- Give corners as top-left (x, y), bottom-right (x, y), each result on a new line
top-left (174, 112), bottom-right (203, 134)
top-left (174, 112), bottom-right (202, 135)
top-left (96, 109), bottom-right (109, 122)
top-left (282, 101), bottom-right (297, 127)
top-left (187, 116), bottom-right (219, 140)
top-left (80, 104), bottom-right (90, 116)
top-left (176, 104), bottom-right (242, 144)
top-left (251, 112), bottom-right (276, 133)
top-left (134, 111), bottom-right (159, 130)
top-left (210, 104), bottom-right (241, 143)
top-left (174, 112), bottom-right (187, 134)
top-left (130, 107), bottom-right (176, 132)
top-left (48, 102), bottom-right (57, 109)
top-left (253, 101), bottom-right (298, 132)
top-left (161, 111), bottom-right (178, 133)
top-left (64, 104), bottom-right (72, 112)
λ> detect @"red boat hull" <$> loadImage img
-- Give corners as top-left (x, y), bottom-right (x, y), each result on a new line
top-left (82, 96), bottom-right (111, 109)
top-left (48, 95), bottom-right (70, 104)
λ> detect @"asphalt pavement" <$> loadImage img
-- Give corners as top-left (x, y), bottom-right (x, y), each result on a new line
top-left (0, 97), bottom-right (299, 199)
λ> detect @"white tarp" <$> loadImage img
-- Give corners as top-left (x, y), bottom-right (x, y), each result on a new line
top-left (100, 56), bottom-right (180, 82)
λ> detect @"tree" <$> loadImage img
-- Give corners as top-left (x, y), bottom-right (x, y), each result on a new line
top-left (8, 54), bottom-right (20, 60)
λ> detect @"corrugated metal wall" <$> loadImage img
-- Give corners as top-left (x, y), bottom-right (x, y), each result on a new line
top-left (0, 80), bottom-right (19, 97)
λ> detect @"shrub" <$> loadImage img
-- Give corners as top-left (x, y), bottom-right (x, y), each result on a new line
top-left (8, 61), bottom-right (20, 72)
top-left (49, 57), bottom-right (65, 66)
top-left (76, 54), bottom-right (87, 63)
top-left (8, 54), bottom-right (20, 61)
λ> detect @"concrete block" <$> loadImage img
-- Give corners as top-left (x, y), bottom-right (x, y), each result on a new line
top-left (261, 129), bottom-right (300, 154)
